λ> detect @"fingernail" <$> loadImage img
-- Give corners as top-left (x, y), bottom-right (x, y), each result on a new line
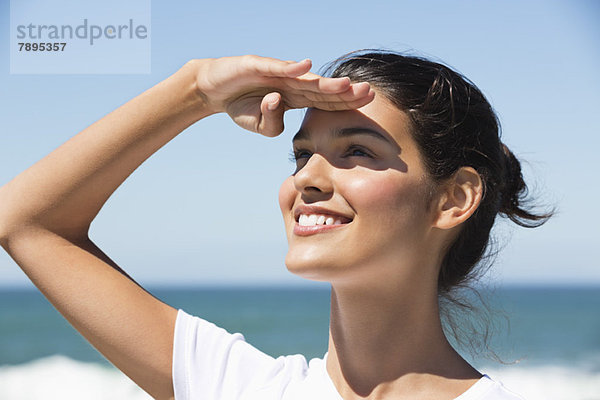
top-left (267, 100), bottom-right (279, 111)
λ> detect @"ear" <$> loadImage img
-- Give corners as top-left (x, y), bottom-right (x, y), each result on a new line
top-left (432, 167), bottom-right (483, 230)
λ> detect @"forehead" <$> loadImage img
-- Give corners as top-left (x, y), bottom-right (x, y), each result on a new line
top-left (294, 92), bottom-right (414, 148)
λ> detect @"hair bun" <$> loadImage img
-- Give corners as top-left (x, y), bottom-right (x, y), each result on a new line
top-left (499, 143), bottom-right (553, 228)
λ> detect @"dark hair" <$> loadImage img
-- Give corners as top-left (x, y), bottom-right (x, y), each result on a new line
top-left (324, 50), bottom-right (554, 357)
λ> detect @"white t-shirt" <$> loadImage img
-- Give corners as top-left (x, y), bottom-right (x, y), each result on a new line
top-left (172, 309), bottom-right (525, 400)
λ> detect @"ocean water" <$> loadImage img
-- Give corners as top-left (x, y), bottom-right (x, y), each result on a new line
top-left (0, 286), bottom-right (598, 399)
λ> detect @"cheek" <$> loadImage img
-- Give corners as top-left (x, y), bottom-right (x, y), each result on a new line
top-left (278, 176), bottom-right (296, 217)
top-left (345, 173), bottom-right (427, 226)
top-left (346, 173), bottom-right (404, 208)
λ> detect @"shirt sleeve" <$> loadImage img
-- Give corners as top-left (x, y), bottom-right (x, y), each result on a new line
top-left (172, 309), bottom-right (307, 400)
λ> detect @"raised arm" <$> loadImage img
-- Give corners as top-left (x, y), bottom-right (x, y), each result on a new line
top-left (0, 55), bottom-right (373, 399)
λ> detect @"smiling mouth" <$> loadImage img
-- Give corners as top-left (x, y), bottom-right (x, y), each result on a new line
top-left (293, 214), bottom-right (350, 236)
top-left (293, 211), bottom-right (353, 235)
top-left (297, 213), bottom-right (348, 226)
top-left (292, 206), bottom-right (353, 236)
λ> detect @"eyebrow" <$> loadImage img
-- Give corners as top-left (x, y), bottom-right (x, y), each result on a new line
top-left (292, 126), bottom-right (393, 145)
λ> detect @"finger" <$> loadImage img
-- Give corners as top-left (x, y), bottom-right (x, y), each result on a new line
top-left (286, 88), bottom-right (376, 111)
top-left (281, 74), bottom-right (352, 94)
top-left (281, 59), bottom-right (313, 77)
top-left (283, 83), bottom-right (374, 109)
top-left (322, 89), bottom-right (376, 111)
top-left (257, 92), bottom-right (285, 137)
top-left (247, 55), bottom-right (312, 78)
top-left (299, 81), bottom-right (371, 103)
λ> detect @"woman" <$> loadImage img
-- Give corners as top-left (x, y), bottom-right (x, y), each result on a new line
top-left (0, 51), bottom-right (550, 399)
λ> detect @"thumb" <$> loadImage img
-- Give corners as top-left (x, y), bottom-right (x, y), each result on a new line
top-left (258, 92), bottom-right (285, 137)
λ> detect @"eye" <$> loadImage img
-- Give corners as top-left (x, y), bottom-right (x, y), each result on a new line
top-left (289, 148), bottom-right (313, 162)
top-left (344, 145), bottom-right (374, 158)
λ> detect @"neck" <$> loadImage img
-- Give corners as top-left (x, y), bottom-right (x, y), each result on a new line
top-left (326, 281), bottom-right (481, 399)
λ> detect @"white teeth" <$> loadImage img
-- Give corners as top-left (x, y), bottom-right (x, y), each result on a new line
top-left (298, 214), bottom-right (345, 227)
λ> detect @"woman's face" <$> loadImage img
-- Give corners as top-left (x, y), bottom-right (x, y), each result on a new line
top-left (278, 92), bottom-right (442, 286)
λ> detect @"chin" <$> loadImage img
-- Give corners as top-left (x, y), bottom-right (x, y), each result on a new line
top-left (285, 258), bottom-right (324, 282)
top-left (284, 246), bottom-right (357, 283)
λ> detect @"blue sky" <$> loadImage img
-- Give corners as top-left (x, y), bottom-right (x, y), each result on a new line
top-left (0, 0), bottom-right (599, 287)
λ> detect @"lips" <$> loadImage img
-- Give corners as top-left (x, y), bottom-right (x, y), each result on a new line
top-left (298, 214), bottom-right (343, 226)
top-left (293, 205), bottom-right (352, 236)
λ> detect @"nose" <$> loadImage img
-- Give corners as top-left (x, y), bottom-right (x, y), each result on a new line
top-left (293, 153), bottom-right (334, 199)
